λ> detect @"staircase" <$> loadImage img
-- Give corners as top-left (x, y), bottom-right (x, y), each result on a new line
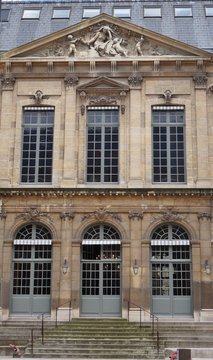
top-left (23, 319), bottom-right (163, 359)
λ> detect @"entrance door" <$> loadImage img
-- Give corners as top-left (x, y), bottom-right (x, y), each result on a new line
top-left (11, 224), bottom-right (52, 315)
top-left (81, 224), bottom-right (121, 317)
top-left (151, 224), bottom-right (192, 316)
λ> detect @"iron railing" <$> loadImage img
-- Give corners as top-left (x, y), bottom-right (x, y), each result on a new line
top-left (55, 299), bottom-right (72, 327)
top-left (127, 301), bottom-right (160, 353)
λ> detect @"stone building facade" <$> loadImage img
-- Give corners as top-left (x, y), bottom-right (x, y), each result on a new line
top-left (0, 12), bottom-right (212, 321)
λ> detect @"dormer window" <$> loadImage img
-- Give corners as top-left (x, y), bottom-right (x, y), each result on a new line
top-left (22, 9), bottom-right (41, 19)
top-left (52, 8), bottom-right (71, 19)
top-left (113, 8), bottom-right (131, 18)
top-left (144, 7), bottom-right (161, 18)
top-left (174, 7), bottom-right (192, 17)
top-left (1, 9), bottom-right (10, 22)
top-left (82, 8), bottom-right (101, 18)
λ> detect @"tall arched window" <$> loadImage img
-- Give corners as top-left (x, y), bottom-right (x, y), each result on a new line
top-left (11, 224), bottom-right (52, 315)
top-left (151, 224), bottom-right (192, 316)
top-left (81, 224), bottom-right (121, 317)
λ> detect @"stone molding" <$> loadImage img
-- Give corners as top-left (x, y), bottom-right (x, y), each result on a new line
top-left (193, 74), bottom-right (208, 89)
top-left (29, 90), bottom-right (49, 105)
top-left (16, 207), bottom-right (52, 222)
top-left (197, 212), bottom-right (212, 221)
top-left (128, 211), bottom-right (144, 220)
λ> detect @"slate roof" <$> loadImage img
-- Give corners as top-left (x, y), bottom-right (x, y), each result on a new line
top-left (1, 0), bottom-right (213, 53)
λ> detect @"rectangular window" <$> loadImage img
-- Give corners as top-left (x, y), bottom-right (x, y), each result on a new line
top-left (0, 9), bottom-right (10, 22)
top-left (52, 8), bottom-right (70, 19)
top-left (83, 8), bottom-right (100, 18)
top-left (113, 8), bottom-right (131, 18)
top-left (144, 7), bottom-right (161, 17)
top-left (87, 108), bottom-right (119, 183)
top-left (205, 6), bottom-right (213, 17)
top-left (22, 9), bottom-right (41, 19)
top-left (21, 108), bottom-right (54, 184)
top-left (174, 7), bottom-right (192, 17)
top-left (152, 106), bottom-right (185, 183)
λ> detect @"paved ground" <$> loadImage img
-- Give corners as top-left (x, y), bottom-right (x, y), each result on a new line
top-left (0, 357), bottom-right (212, 360)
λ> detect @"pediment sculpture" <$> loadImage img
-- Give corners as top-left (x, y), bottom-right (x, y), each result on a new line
top-left (30, 22), bottom-right (183, 58)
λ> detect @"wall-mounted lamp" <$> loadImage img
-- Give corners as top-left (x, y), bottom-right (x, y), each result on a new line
top-left (133, 259), bottom-right (139, 275)
top-left (62, 258), bottom-right (69, 274)
top-left (204, 259), bottom-right (211, 275)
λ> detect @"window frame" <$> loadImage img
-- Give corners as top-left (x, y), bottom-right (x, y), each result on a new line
top-left (86, 107), bottom-right (119, 184)
top-left (22, 9), bottom-right (41, 20)
top-left (174, 6), bottom-right (192, 18)
top-left (82, 8), bottom-right (101, 18)
top-left (52, 8), bottom-right (71, 19)
top-left (152, 106), bottom-right (186, 184)
top-left (113, 7), bottom-right (131, 18)
top-left (21, 107), bottom-right (54, 185)
top-left (143, 6), bottom-right (162, 18)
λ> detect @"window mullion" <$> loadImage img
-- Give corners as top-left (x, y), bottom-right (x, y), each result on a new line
top-left (101, 121), bottom-right (105, 183)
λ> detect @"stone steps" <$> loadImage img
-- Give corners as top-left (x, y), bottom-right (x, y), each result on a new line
top-left (23, 319), bottom-right (162, 359)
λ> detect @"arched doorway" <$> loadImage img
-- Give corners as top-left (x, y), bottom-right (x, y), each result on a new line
top-left (81, 224), bottom-right (121, 317)
top-left (151, 224), bottom-right (192, 317)
top-left (11, 224), bottom-right (52, 315)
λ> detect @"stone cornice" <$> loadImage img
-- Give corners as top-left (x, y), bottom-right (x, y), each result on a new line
top-left (0, 188), bottom-right (213, 198)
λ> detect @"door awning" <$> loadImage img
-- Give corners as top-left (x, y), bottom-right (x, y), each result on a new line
top-left (14, 239), bottom-right (52, 245)
top-left (82, 240), bottom-right (121, 245)
top-left (151, 240), bottom-right (190, 246)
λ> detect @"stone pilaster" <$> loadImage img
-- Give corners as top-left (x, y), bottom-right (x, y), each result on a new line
top-left (197, 212), bottom-right (212, 309)
top-left (193, 75), bottom-right (210, 186)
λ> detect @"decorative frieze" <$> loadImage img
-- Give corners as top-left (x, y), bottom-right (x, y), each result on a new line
top-left (81, 206), bottom-right (122, 222)
top-left (88, 95), bottom-right (117, 105)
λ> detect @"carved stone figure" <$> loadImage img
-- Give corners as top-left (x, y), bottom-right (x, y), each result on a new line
top-left (112, 38), bottom-right (127, 56)
top-left (67, 34), bottom-right (80, 57)
top-left (135, 36), bottom-right (144, 56)
top-left (87, 25), bottom-right (117, 57)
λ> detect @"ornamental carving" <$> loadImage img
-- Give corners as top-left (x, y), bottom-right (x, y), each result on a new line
top-left (159, 89), bottom-right (175, 103)
top-left (88, 95), bottom-right (117, 105)
top-left (30, 22), bottom-right (185, 59)
top-left (128, 74), bottom-right (143, 87)
top-left (29, 90), bottom-right (49, 105)
top-left (193, 74), bottom-right (208, 89)
top-left (64, 76), bottom-right (79, 88)
top-left (150, 207), bottom-right (187, 223)
top-left (128, 211), bottom-right (144, 220)
top-left (197, 212), bottom-right (212, 221)
top-left (60, 211), bottom-right (75, 220)
top-left (16, 207), bottom-right (52, 222)
top-left (0, 75), bottom-right (16, 90)
top-left (0, 201), bottom-right (7, 220)
top-left (81, 206), bottom-right (122, 222)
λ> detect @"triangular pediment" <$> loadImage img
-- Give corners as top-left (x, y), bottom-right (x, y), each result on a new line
top-left (77, 77), bottom-right (129, 93)
top-left (0, 13), bottom-right (211, 59)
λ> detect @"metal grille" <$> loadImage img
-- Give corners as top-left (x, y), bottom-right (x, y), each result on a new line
top-left (152, 109), bottom-right (185, 183)
top-left (152, 224), bottom-right (189, 240)
top-left (87, 109), bottom-right (119, 183)
top-left (21, 109), bottom-right (54, 183)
